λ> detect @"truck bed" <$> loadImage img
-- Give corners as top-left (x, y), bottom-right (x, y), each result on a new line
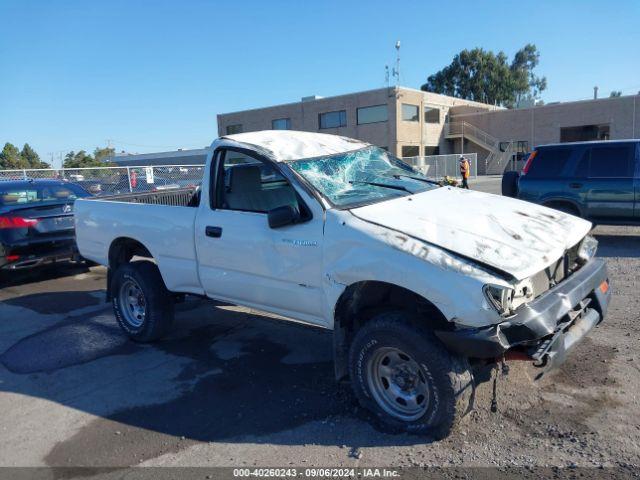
top-left (74, 187), bottom-right (203, 294)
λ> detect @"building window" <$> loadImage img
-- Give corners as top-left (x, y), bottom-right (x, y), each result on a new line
top-left (401, 146), bottom-right (419, 158)
top-left (560, 124), bottom-right (610, 142)
top-left (401, 104), bottom-right (419, 122)
top-left (272, 118), bottom-right (291, 130)
top-left (424, 146), bottom-right (440, 156)
top-left (226, 124), bottom-right (243, 135)
top-left (424, 106), bottom-right (440, 124)
top-left (357, 105), bottom-right (388, 125)
top-left (319, 110), bottom-right (347, 129)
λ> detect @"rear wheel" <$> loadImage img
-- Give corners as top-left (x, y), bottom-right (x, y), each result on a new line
top-left (112, 261), bottom-right (174, 342)
top-left (348, 311), bottom-right (472, 438)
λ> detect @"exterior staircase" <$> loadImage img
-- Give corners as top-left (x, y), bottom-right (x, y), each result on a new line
top-left (445, 121), bottom-right (515, 175)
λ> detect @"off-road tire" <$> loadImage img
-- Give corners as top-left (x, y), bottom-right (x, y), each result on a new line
top-left (111, 261), bottom-right (174, 342)
top-left (348, 311), bottom-right (472, 438)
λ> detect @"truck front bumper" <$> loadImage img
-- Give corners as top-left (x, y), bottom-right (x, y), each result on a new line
top-left (435, 258), bottom-right (610, 375)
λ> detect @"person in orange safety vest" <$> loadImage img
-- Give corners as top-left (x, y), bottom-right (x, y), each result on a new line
top-left (459, 155), bottom-right (470, 189)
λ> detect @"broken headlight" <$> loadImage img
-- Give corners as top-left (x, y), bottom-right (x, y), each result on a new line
top-left (483, 284), bottom-right (514, 316)
top-left (578, 235), bottom-right (598, 262)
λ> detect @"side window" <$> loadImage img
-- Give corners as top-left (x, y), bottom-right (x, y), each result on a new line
top-left (526, 147), bottom-right (572, 178)
top-left (217, 149), bottom-right (301, 215)
top-left (573, 149), bottom-right (590, 178)
top-left (588, 145), bottom-right (632, 178)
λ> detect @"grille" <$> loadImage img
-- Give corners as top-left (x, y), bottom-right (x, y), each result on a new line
top-left (530, 243), bottom-right (583, 298)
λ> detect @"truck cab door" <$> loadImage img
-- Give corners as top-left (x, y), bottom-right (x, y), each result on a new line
top-left (583, 143), bottom-right (636, 221)
top-left (194, 148), bottom-right (326, 326)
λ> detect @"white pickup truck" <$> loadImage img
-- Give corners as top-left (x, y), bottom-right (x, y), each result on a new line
top-left (75, 130), bottom-right (610, 437)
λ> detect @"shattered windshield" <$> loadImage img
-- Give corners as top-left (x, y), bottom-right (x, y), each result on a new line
top-left (288, 146), bottom-right (438, 208)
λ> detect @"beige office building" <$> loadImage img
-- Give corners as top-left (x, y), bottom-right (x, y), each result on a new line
top-left (217, 87), bottom-right (499, 158)
top-left (218, 86), bottom-right (640, 174)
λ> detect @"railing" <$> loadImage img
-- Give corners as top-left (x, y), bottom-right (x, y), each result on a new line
top-left (403, 153), bottom-right (478, 179)
top-left (485, 142), bottom-right (515, 175)
top-left (446, 122), bottom-right (527, 175)
top-left (445, 121), bottom-right (499, 150)
top-left (0, 164), bottom-right (205, 196)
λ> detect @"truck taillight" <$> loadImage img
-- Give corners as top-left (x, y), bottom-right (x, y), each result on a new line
top-left (0, 216), bottom-right (39, 229)
top-left (521, 150), bottom-right (537, 176)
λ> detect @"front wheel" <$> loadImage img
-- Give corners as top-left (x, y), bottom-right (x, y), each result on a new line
top-left (111, 261), bottom-right (174, 342)
top-left (348, 312), bottom-right (472, 438)
top-left (501, 171), bottom-right (519, 197)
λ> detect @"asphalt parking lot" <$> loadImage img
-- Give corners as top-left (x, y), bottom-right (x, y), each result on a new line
top-left (0, 178), bottom-right (639, 472)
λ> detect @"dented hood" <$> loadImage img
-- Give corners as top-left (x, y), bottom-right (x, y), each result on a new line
top-left (350, 187), bottom-right (592, 281)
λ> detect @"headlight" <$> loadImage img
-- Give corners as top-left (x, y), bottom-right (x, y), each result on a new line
top-left (578, 235), bottom-right (598, 262)
top-left (483, 284), bottom-right (514, 316)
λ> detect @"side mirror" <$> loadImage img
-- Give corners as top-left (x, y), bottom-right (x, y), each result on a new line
top-left (268, 205), bottom-right (300, 229)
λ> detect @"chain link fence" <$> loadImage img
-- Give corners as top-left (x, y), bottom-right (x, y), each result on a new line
top-left (1, 155), bottom-right (476, 195)
top-left (402, 153), bottom-right (477, 180)
top-left (0, 165), bottom-right (205, 196)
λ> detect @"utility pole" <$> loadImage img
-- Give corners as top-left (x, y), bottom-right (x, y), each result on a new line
top-left (49, 151), bottom-right (65, 170)
top-left (103, 139), bottom-right (116, 163)
top-left (392, 40), bottom-right (401, 88)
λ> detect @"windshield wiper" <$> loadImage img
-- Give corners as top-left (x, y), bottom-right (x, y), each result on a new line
top-left (392, 174), bottom-right (440, 185)
top-left (349, 180), bottom-right (414, 194)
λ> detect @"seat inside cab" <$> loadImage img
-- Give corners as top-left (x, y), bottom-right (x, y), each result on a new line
top-left (224, 161), bottom-right (298, 213)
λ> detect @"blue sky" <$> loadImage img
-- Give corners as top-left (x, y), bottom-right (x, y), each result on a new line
top-left (1, 0), bottom-right (639, 167)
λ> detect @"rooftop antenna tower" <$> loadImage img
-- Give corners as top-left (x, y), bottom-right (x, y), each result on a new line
top-left (392, 40), bottom-right (401, 88)
top-left (384, 65), bottom-right (390, 87)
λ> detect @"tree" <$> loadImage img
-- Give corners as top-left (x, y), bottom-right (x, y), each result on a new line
top-left (421, 44), bottom-right (547, 107)
top-left (510, 44), bottom-right (547, 105)
top-left (610, 91), bottom-right (622, 97)
top-left (62, 146), bottom-right (116, 168)
top-left (94, 146), bottom-right (115, 162)
top-left (0, 142), bottom-right (28, 169)
top-left (20, 143), bottom-right (49, 168)
top-left (63, 150), bottom-right (102, 168)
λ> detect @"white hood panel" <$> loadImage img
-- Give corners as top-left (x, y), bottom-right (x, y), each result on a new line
top-left (351, 187), bottom-right (592, 281)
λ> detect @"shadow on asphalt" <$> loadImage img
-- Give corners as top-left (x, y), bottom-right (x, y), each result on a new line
top-left (593, 233), bottom-right (640, 258)
top-left (0, 291), bottom-right (429, 463)
top-left (0, 262), bottom-right (92, 289)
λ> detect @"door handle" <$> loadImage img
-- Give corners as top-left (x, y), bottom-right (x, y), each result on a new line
top-left (569, 183), bottom-right (583, 189)
top-left (205, 226), bottom-right (223, 238)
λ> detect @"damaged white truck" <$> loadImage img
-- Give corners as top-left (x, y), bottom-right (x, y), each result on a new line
top-left (75, 131), bottom-right (610, 437)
